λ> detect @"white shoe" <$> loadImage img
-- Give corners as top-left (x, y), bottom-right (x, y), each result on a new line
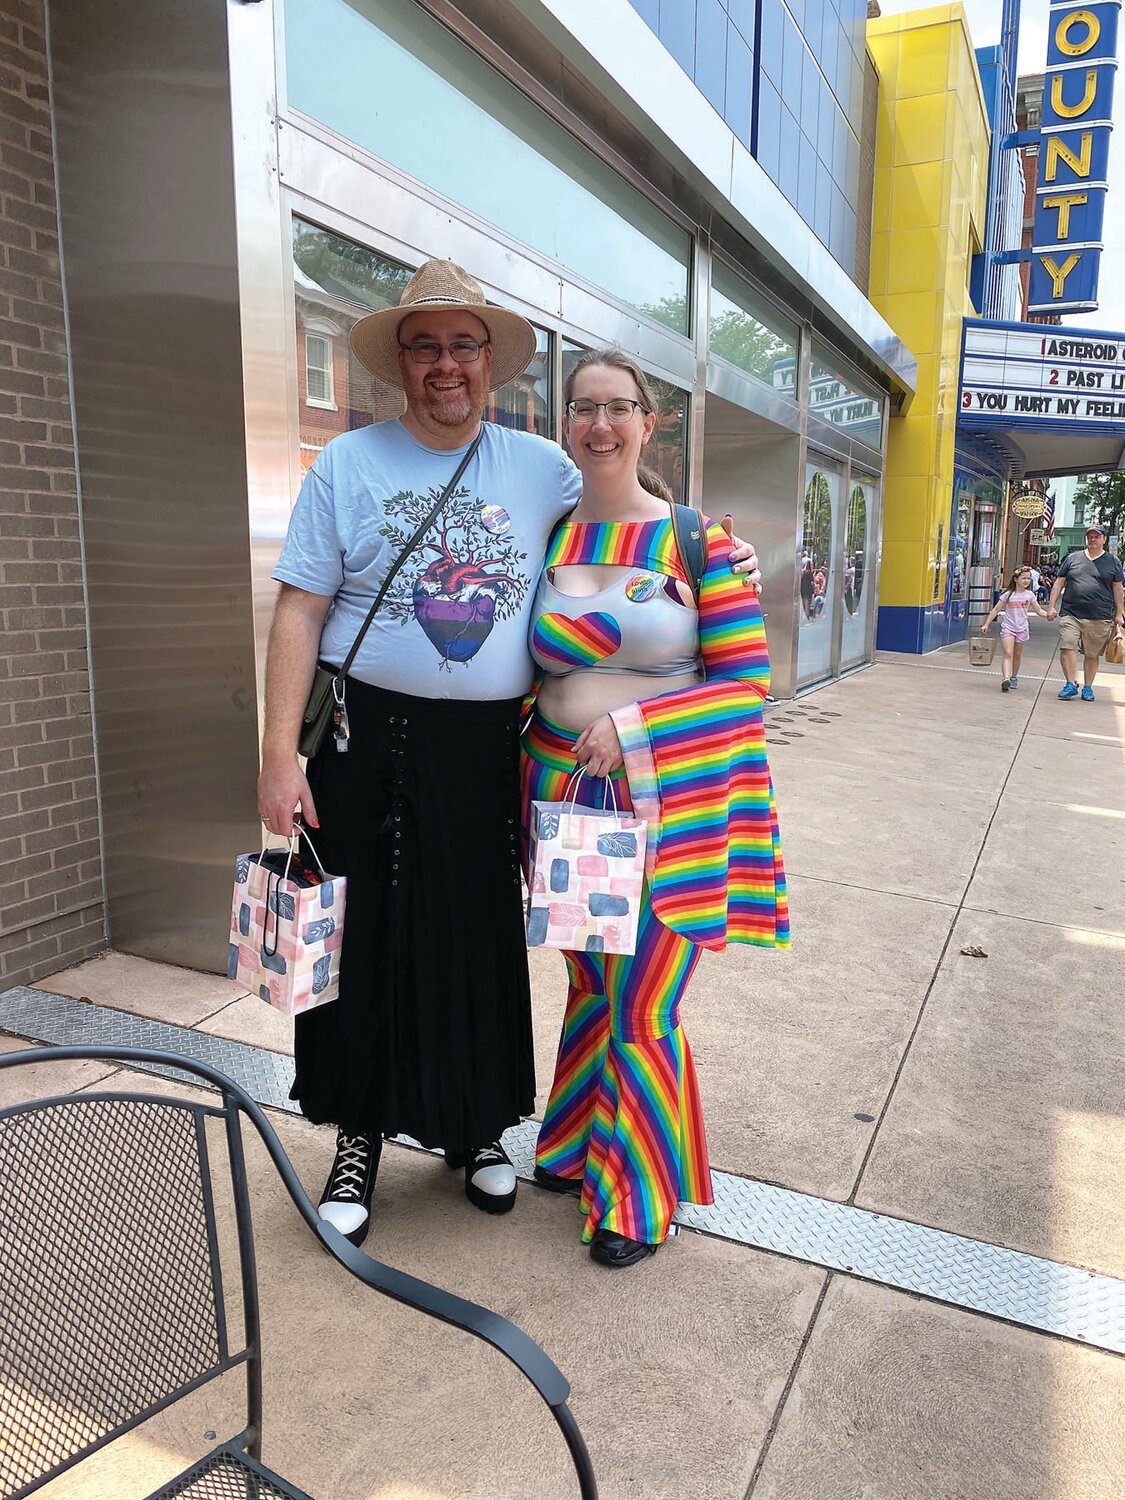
top-left (446, 1142), bottom-right (517, 1214)
top-left (319, 1131), bottom-right (380, 1246)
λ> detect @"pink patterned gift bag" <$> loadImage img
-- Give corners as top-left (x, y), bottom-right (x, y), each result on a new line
top-left (526, 771), bottom-right (646, 956)
top-left (227, 825), bottom-right (346, 1016)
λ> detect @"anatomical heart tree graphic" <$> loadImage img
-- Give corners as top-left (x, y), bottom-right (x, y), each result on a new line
top-left (380, 485), bottom-right (530, 670)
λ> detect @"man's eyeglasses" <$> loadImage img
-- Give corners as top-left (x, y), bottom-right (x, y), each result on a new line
top-left (565, 398), bottom-right (650, 423)
top-left (399, 338), bottom-right (490, 365)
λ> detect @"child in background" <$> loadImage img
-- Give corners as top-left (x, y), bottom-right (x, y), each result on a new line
top-left (979, 565), bottom-right (1054, 692)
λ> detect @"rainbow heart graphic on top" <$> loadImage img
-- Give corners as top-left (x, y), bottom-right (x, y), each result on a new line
top-left (532, 611), bottom-right (622, 668)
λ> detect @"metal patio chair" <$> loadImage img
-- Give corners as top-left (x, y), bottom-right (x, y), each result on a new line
top-left (0, 1044), bottom-right (597, 1500)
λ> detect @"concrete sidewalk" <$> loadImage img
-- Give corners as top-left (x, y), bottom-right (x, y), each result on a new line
top-left (3, 618), bottom-right (1124, 1499)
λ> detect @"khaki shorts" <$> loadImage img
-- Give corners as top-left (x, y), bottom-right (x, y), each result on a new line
top-left (1058, 614), bottom-right (1115, 657)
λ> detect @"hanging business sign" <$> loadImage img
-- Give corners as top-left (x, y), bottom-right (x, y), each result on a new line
top-left (1027, 0), bottom-right (1120, 314)
top-left (961, 321), bottom-right (1125, 425)
top-left (1011, 488), bottom-right (1047, 517)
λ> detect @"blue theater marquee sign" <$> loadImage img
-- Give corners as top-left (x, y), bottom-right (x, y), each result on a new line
top-left (961, 321), bottom-right (1125, 425)
top-left (1028, 0), bottom-right (1120, 313)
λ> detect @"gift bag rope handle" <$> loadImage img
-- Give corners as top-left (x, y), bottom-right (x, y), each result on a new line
top-left (561, 766), bottom-right (620, 820)
top-left (262, 822), bottom-right (329, 958)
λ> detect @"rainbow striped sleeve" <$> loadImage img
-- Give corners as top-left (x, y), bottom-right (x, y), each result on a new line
top-left (610, 522), bottom-right (788, 952)
top-left (696, 521), bottom-right (771, 697)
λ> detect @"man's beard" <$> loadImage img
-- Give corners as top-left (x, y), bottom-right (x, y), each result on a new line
top-left (423, 381), bottom-right (486, 428)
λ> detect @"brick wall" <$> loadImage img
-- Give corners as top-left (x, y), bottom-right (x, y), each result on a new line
top-left (0, 0), bottom-right (105, 987)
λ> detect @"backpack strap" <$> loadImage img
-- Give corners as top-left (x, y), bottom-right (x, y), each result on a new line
top-left (669, 502), bottom-right (707, 600)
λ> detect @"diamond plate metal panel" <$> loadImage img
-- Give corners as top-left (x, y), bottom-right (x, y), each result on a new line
top-left (3, 985), bottom-right (1123, 1355)
top-left (675, 1178), bottom-right (1125, 1354)
top-left (0, 987), bottom-right (299, 1112)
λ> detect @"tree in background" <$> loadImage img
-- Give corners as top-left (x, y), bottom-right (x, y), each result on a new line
top-left (1073, 472), bottom-right (1125, 540)
top-left (293, 222), bottom-right (410, 310)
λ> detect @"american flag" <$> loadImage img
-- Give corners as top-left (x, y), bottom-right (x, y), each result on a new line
top-left (1044, 489), bottom-right (1056, 539)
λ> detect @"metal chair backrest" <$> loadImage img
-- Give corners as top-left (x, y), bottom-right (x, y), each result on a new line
top-left (0, 1045), bottom-right (599, 1500)
top-left (0, 1076), bottom-right (261, 1499)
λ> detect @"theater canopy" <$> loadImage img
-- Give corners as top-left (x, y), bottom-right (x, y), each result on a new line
top-left (958, 318), bottom-right (1125, 477)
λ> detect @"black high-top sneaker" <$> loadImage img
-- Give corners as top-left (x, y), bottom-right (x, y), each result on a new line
top-left (444, 1141), bottom-right (517, 1214)
top-left (318, 1131), bottom-right (381, 1247)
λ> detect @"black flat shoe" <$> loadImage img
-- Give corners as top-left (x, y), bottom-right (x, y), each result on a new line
top-left (589, 1228), bottom-right (660, 1268)
top-left (444, 1142), bottom-right (517, 1214)
top-left (319, 1131), bottom-right (381, 1247)
top-left (533, 1164), bottom-right (583, 1197)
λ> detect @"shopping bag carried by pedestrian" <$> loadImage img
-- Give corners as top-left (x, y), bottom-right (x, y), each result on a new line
top-left (968, 635), bottom-right (996, 666)
top-left (1107, 623), bottom-right (1125, 665)
top-left (227, 823), bottom-right (346, 1015)
top-left (526, 770), bottom-right (646, 955)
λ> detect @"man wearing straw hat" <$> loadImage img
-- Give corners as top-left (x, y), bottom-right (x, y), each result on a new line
top-left (258, 259), bottom-right (760, 1247)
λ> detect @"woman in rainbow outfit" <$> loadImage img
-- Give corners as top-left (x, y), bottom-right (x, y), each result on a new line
top-left (521, 348), bottom-right (789, 1268)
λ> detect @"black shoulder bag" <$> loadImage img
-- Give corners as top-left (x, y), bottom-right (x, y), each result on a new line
top-left (298, 429), bottom-right (483, 759)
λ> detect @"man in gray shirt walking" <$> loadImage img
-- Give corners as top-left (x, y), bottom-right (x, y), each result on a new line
top-left (1048, 524), bottom-right (1125, 702)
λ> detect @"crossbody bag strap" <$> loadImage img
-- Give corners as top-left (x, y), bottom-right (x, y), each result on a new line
top-left (668, 500), bottom-right (707, 600)
top-left (336, 426), bottom-right (484, 681)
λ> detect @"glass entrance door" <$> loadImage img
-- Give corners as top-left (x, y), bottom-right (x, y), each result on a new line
top-left (797, 455), bottom-right (842, 687)
top-left (967, 502), bottom-right (1000, 632)
top-left (841, 471), bottom-right (877, 670)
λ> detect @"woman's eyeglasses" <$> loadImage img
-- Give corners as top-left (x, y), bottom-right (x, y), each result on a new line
top-left (565, 399), bottom-right (649, 423)
top-left (399, 338), bottom-right (490, 365)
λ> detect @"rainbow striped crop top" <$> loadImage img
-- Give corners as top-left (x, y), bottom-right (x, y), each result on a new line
top-left (529, 519), bottom-right (699, 677)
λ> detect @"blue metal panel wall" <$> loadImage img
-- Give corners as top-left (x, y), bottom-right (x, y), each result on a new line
top-left (626, 0), bottom-right (866, 279)
top-left (626, 0), bottom-right (757, 147)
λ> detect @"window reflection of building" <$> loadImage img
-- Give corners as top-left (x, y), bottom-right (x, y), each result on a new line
top-left (646, 375), bottom-right (688, 502)
top-left (303, 324), bottom-right (338, 408)
top-left (293, 222), bottom-right (411, 473)
top-left (487, 329), bottom-right (550, 435)
top-left (844, 483), bottom-right (867, 615)
top-left (807, 350), bottom-right (883, 450)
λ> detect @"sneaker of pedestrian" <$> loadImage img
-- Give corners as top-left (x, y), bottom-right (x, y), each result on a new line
top-left (445, 1141), bottom-right (517, 1214)
top-left (1000, 678), bottom-right (1010, 692)
top-left (319, 1131), bottom-right (381, 1247)
top-left (1081, 684), bottom-right (1095, 702)
top-left (1009, 676), bottom-right (1018, 689)
top-left (1058, 682), bottom-right (1079, 700)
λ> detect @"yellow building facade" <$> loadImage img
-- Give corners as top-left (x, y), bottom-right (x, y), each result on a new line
top-left (868, 6), bottom-right (997, 651)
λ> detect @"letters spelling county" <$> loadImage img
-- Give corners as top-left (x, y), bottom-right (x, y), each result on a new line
top-left (1027, 2), bottom-right (1120, 314)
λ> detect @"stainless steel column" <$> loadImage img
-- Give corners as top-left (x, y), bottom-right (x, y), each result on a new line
top-left (701, 394), bottom-right (801, 698)
top-left (50, 0), bottom-right (261, 970)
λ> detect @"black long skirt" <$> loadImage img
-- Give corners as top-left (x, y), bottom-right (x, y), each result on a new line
top-left (291, 678), bottom-right (535, 1152)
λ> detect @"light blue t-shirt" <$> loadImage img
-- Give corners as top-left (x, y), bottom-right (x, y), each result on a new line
top-left (274, 419), bottom-right (581, 699)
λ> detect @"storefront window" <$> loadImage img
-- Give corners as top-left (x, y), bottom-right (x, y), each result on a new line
top-left (285, 0), bottom-right (691, 333)
top-left (951, 483), bottom-right (972, 600)
top-left (293, 219), bottom-right (551, 470)
top-left (646, 375), bottom-right (689, 502)
top-left (487, 327), bottom-right (551, 436)
top-left (809, 346), bottom-right (883, 450)
top-left (708, 262), bottom-right (798, 391)
top-left (293, 220), bottom-right (409, 471)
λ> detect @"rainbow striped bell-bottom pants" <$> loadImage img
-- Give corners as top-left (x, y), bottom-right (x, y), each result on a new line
top-left (520, 712), bottom-right (715, 1246)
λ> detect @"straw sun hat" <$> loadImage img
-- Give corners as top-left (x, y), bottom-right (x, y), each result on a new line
top-left (349, 259), bottom-right (538, 391)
